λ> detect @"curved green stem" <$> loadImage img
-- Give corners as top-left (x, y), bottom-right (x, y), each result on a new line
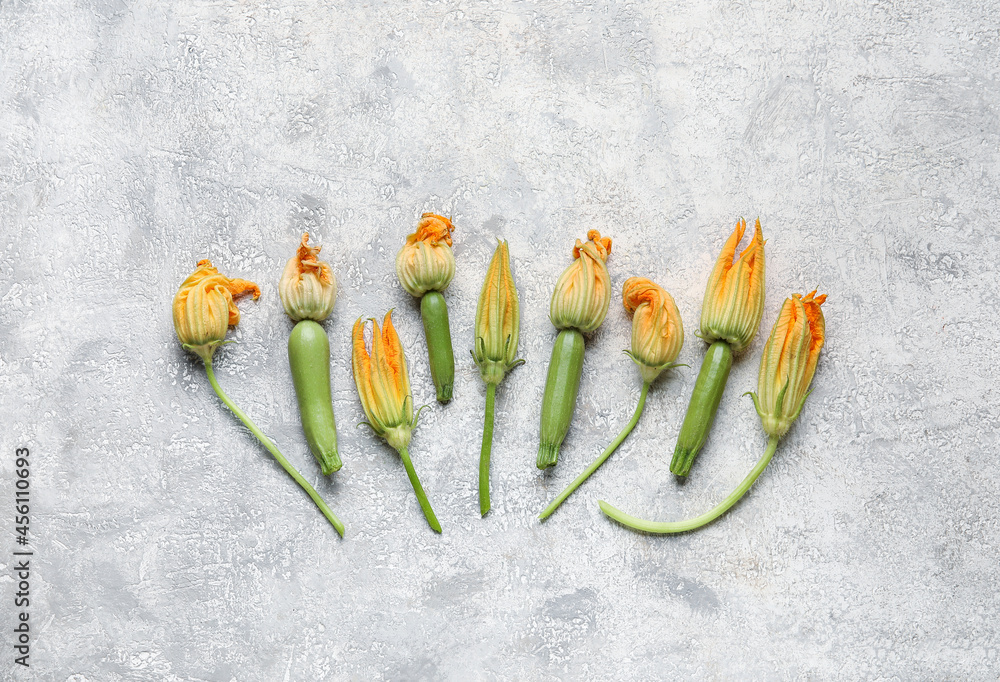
top-left (539, 382), bottom-right (650, 521)
top-left (203, 360), bottom-right (345, 537)
top-left (599, 435), bottom-right (780, 534)
top-left (397, 446), bottom-right (442, 533)
top-left (479, 382), bottom-right (497, 517)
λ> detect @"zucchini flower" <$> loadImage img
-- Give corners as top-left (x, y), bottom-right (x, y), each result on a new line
top-left (472, 240), bottom-right (524, 516)
top-left (671, 218), bottom-right (766, 478)
top-left (623, 277), bottom-right (685, 384)
top-left (396, 213), bottom-right (456, 296)
top-left (395, 213), bottom-right (456, 403)
top-left (351, 312), bottom-right (415, 451)
top-left (473, 240), bottom-right (523, 384)
top-left (537, 230), bottom-right (612, 469)
top-left (280, 234), bottom-right (343, 475)
top-left (700, 217), bottom-right (765, 352)
top-left (750, 290), bottom-right (827, 438)
top-left (173, 259), bottom-right (344, 536)
top-left (600, 290), bottom-right (827, 534)
top-left (352, 311), bottom-right (441, 532)
top-left (172, 259), bottom-right (260, 362)
top-left (540, 277), bottom-right (684, 520)
top-left (549, 230), bottom-right (613, 333)
top-left (279, 233), bottom-right (337, 322)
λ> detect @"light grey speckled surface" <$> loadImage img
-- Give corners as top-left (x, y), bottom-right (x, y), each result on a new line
top-left (2, 0), bottom-right (999, 680)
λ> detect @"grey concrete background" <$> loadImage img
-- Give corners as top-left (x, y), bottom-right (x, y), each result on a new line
top-left (1, 0), bottom-right (998, 679)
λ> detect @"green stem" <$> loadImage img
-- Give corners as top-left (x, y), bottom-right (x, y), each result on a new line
top-left (599, 435), bottom-right (780, 534)
top-left (670, 340), bottom-right (733, 477)
top-left (397, 446), bottom-right (442, 533)
top-left (203, 360), bottom-right (345, 537)
top-left (479, 382), bottom-right (497, 517)
top-left (539, 382), bottom-right (650, 521)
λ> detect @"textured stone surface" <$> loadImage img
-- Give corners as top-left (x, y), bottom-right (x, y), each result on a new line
top-left (2, 0), bottom-right (999, 679)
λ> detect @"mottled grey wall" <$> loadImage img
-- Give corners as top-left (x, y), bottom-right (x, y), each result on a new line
top-left (2, 0), bottom-right (998, 679)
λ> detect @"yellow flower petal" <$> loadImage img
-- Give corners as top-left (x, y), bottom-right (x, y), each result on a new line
top-left (351, 311), bottom-right (414, 449)
top-left (473, 240), bottom-right (522, 384)
top-left (753, 291), bottom-right (827, 438)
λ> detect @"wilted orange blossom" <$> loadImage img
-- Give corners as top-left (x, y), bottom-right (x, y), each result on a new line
top-left (279, 233), bottom-right (337, 321)
top-left (396, 213), bottom-right (456, 296)
top-left (172, 259), bottom-right (260, 361)
top-left (622, 277), bottom-right (684, 384)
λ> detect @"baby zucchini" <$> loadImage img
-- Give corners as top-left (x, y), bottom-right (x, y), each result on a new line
top-left (288, 320), bottom-right (342, 475)
top-left (421, 290), bottom-right (455, 403)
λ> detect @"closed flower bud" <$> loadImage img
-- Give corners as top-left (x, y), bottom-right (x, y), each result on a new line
top-left (549, 230), bottom-right (613, 333)
top-left (700, 218), bottom-right (765, 352)
top-left (279, 233), bottom-right (337, 322)
top-left (173, 259), bottom-right (260, 362)
top-left (750, 290), bottom-right (827, 438)
top-left (395, 213), bottom-right (456, 297)
top-left (473, 240), bottom-right (523, 385)
top-left (622, 277), bottom-right (684, 384)
top-left (351, 311), bottom-right (415, 451)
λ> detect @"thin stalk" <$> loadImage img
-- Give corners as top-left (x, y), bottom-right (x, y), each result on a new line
top-left (397, 446), bottom-right (442, 533)
top-left (203, 360), bottom-right (345, 537)
top-left (599, 436), bottom-right (780, 534)
top-left (479, 382), bottom-right (497, 517)
top-left (539, 382), bottom-right (650, 521)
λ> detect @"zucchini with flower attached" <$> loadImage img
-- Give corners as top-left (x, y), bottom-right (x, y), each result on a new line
top-left (536, 231), bottom-right (613, 470)
top-left (279, 234), bottom-right (342, 475)
top-left (396, 213), bottom-right (457, 403)
top-left (670, 218), bottom-right (765, 478)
